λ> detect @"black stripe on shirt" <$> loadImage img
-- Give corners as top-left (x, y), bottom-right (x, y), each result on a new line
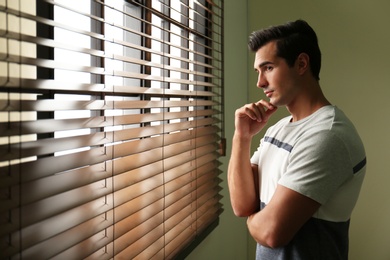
top-left (353, 157), bottom-right (367, 174)
top-left (264, 136), bottom-right (293, 152)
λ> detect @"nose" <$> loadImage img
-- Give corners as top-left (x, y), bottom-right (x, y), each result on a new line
top-left (257, 72), bottom-right (267, 89)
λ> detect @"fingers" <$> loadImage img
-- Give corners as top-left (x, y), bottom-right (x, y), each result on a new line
top-left (244, 103), bottom-right (263, 122)
top-left (257, 99), bottom-right (276, 111)
top-left (242, 100), bottom-right (277, 123)
top-left (261, 100), bottom-right (278, 120)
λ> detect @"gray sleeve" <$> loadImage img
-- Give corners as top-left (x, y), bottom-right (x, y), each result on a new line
top-left (278, 130), bottom-right (353, 204)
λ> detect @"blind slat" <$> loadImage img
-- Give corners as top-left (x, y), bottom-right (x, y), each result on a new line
top-left (112, 153), bottom-right (219, 208)
top-left (20, 195), bottom-right (114, 251)
top-left (114, 225), bottom-right (164, 259)
top-left (2, 53), bottom-right (217, 86)
top-left (0, 110), bottom-right (218, 136)
top-left (24, 218), bottom-right (115, 260)
top-left (0, 99), bottom-right (216, 112)
top-left (3, 1), bottom-right (223, 64)
top-left (1, 77), bottom-right (221, 95)
top-left (113, 212), bottom-right (164, 256)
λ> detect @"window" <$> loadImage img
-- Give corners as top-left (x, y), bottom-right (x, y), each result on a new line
top-left (0, 0), bottom-right (224, 259)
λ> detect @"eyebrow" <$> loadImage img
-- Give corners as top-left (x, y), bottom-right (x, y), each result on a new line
top-left (254, 61), bottom-right (273, 70)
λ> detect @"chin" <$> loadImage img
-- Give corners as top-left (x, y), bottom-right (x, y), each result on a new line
top-left (269, 97), bottom-right (285, 107)
top-left (269, 98), bottom-right (278, 107)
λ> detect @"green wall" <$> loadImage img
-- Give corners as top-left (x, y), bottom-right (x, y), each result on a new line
top-left (187, 0), bottom-right (390, 259)
top-left (185, 0), bottom-right (250, 258)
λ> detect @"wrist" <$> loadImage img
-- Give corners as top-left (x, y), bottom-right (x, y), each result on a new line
top-left (233, 132), bottom-right (253, 143)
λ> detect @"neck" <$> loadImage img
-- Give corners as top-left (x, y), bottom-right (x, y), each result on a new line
top-left (287, 81), bottom-right (331, 122)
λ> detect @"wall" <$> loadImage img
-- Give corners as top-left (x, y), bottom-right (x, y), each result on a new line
top-left (185, 0), bottom-right (250, 259)
top-left (247, 1), bottom-right (390, 260)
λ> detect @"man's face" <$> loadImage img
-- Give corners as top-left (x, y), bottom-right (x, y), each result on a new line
top-left (253, 41), bottom-right (300, 107)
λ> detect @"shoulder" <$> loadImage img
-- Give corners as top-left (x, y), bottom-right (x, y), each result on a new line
top-left (293, 106), bottom-right (363, 150)
top-left (291, 129), bottom-right (350, 165)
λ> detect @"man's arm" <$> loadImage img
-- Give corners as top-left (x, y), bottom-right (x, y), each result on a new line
top-left (228, 100), bottom-right (277, 217)
top-left (228, 134), bottom-right (260, 216)
top-left (247, 184), bottom-right (321, 248)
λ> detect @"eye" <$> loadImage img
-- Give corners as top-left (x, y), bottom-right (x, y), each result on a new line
top-left (265, 66), bottom-right (273, 71)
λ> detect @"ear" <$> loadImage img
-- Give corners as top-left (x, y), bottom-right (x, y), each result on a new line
top-left (296, 53), bottom-right (310, 75)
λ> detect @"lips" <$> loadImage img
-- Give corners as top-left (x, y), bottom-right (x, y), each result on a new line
top-left (264, 90), bottom-right (273, 98)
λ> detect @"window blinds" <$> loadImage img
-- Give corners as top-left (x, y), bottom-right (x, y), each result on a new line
top-left (0, 0), bottom-right (224, 259)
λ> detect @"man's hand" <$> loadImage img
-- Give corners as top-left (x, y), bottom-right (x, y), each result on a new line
top-left (234, 99), bottom-right (277, 138)
top-left (228, 100), bottom-right (277, 217)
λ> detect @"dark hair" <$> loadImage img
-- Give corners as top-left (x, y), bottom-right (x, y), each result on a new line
top-left (248, 20), bottom-right (321, 80)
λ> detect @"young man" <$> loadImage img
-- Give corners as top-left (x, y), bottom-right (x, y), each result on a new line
top-left (228, 20), bottom-right (366, 259)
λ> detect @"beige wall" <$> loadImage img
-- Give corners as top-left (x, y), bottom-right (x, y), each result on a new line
top-left (187, 0), bottom-right (390, 259)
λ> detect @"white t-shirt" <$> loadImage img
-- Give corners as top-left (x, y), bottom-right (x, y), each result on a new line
top-left (250, 105), bottom-right (366, 259)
